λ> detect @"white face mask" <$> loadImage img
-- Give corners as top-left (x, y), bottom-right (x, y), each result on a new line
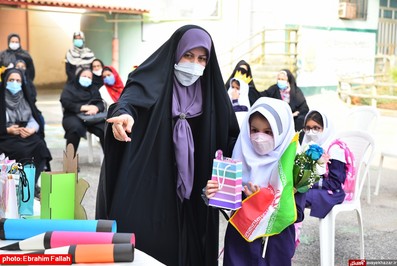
top-left (9, 43), bottom-right (20, 50)
top-left (174, 62), bottom-right (205, 86)
top-left (305, 131), bottom-right (322, 143)
top-left (93, 69), bottom-right (102, 76)
top-left (250, 132), bottom-right (275, 155)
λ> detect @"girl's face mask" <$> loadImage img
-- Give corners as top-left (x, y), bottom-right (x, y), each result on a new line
top-left (250, 132), bottom-right (275, 155)
top-left (305, 131), bottom-right (322, 143)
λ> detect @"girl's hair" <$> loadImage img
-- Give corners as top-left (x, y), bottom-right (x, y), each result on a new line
top-left (249, 111), bottom-right (261, 124)
top-left (305, 111), bottom-right (323, 127)
top-left (231, 78), bottom-right (240, 86)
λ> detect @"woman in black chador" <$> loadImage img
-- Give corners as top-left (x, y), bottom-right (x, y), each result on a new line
top-left (95, 25), bottom-right (239, 266)
top-left (60, 67), bottom-right (105, 154)
top-left (0, 68), bottom-right (51, 192)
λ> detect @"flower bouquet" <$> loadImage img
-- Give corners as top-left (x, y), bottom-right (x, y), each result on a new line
top-left (293, 143), bottom-right (329, 193)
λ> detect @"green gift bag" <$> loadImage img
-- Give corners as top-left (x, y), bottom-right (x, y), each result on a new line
top-left (40, 172), bottom-right (75, 219)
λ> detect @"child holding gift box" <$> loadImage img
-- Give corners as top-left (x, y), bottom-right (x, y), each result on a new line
top-left (206, 97), bottom-right (306, 265)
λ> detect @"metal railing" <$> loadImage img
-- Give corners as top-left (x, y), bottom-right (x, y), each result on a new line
top-left (338, 75), bottom-right (397, 107)
top-left (219, 27), bottom-right (299, 75)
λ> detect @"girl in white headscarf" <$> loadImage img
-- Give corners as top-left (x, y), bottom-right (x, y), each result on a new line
top-left (206, 97), bottom-right (306, 265)
top-left (302, 110), bottom-right (347, 218)
top-left (227, 77), bottom-right (250, 128)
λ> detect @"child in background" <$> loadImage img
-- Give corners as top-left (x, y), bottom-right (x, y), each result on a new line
top-left (228, 78), bottom-right (250, 128)
top-left (206, 97), bottom-right (306, 265)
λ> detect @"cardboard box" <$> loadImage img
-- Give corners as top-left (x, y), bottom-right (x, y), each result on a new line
top-left (41, 172), bottom-right (75, 219)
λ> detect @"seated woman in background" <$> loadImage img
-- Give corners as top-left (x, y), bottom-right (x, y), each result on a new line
top-left (99, 66), bottom-right (124, 108)
top-left (302, 110), bottom-right (347, 218)
top-left (15, 59), bottom-right (45, 130)
top-left (261, 69), bottom-right (309, 141)
top-left (60, 67), bottom-right (106, 155)
top-left (90, 58), bottom-right (104, 90)
top-left (0, 68), bottom-right (52, 197)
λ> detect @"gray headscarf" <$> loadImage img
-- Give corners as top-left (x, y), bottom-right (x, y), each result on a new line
top-left (4, 69), bottom-right (31, 125)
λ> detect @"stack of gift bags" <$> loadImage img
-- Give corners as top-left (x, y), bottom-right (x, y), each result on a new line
top-left (0, 153), bottom-right (35, 219)
top-left (0, 145), bottom-right (136, 263)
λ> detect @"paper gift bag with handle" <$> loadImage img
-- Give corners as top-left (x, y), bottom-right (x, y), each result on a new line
top-left (19, 162), bottom-right (35, 217)
top-left (209, 150), bottom-right (242, 210)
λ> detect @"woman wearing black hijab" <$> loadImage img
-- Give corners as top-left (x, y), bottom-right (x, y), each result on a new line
top-left (261, 69), bottom-right (309, 141)
top-left (0, 33), bottom-right (36, 81)
top-left (90, 58), bottom-right (105, 90)
top-left (225, 59), bottom-right (260, 105)
top-left (96, 25), bottom-right (239, 266)
top-left (0, 68), bottom-right (51, 190)
top-left (60, 67), bottom-right (106, 155)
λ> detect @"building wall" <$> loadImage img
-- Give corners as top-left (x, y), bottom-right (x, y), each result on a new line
top-left (28, 9), bottom-right (82, 85)
top-left (0, 0), bottom-right (381, 92)
top-left (0, 9), bottom-right (29, 58)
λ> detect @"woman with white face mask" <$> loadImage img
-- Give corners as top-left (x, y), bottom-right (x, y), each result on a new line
top-left (301, 110), bottom-right (348, 218)
top-left (90, 58), bottom-right (105, 90)
top-left (96, 25), bottom-right (239, 266)
top-left (0, 33), bottom-right (36, 81)
top-left (205, 97), bottom-right (306, 266)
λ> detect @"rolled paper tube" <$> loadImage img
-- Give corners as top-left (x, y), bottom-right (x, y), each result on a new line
top-left (29, 243), bottom-right (134, 263)
top-left (0, 231), bottom-right (135, 251)
top-left (0, 219), bottom-right (117, 240)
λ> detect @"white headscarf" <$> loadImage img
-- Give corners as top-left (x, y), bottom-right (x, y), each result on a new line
top-left (227, 77), bottom-right (250, 128)
top-left (232, 97), bottom-right (295, 187)
top-left (301, 109), bottom-right (345, 162)
top-left (301, 109), bottom-right (335, 149)
top-left (227, 77), bottom-right (250, 108)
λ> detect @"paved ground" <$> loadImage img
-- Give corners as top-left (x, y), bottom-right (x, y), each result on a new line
top-left (36, 88), bottom-right (397, 266)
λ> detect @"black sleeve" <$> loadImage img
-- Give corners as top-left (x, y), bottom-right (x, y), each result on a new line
top-left (65, 62), bottom-right (76, 84)
top-left (248, 86), bottom-right (261, 105)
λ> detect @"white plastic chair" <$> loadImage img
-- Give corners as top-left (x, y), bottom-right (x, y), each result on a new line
top-left (87, 132), bottom-right (94, 163)
top-left (374, 144), bottom-right (397, 195)
top-left (345, 105), bottom-right (379, 134)
top-left (319, 130), bottom-right (375, 266)
top-left (345, 105), bottom-right (379, 204)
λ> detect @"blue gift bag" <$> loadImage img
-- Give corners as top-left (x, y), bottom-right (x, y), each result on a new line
top-left (19, 163), bottom-right (35, 216)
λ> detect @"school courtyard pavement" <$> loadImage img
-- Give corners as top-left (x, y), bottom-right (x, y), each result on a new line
top-left (36, 88), bottom-right (397, 266)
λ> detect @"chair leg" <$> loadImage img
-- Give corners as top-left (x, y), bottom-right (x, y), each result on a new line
top-left (319, 213), bottom-right (335, 266)
top-left (374, 154), bottom-right (384, 196)
top-left (87, 133), bottom-right (94, 163)
top-left (367, 171), bottom-right (371, 204)
top-left (356, 209), bottom-right (365, 258)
